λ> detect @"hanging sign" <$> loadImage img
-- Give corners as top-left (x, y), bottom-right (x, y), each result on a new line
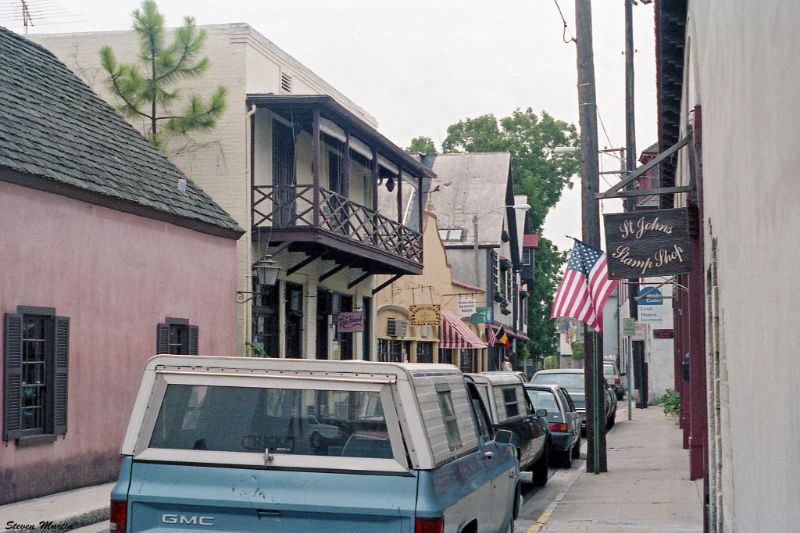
top-left (409, 304), bottom-right (441, 326)
top-left (336, 312), bottom-right (364, 333)
top-left (604, 208), bottom-right (692, 279)
top-left (470, 306), bottom-right (493, 324)
top-left (458, 296), bottom-right (476, 317)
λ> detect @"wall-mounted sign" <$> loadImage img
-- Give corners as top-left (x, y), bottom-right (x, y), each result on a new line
top-left (653, 329), bottom-right (674, 339)
top-left (623, 318), bottom-right (636, 337)
top-left (632, 322), bottom-right (648, 341)
top-left (638, 287), bottom-right (665, 325)
top-left (458, 296), bottom-right (476, 317)
top-left (409, 304), bottom-right (441, 326)
top-left (336, 312), bottom-right (364, 333)
top-left (470, 306), bottom-right (493, 324)
top-left (604, 208), bottom-right (692, 279)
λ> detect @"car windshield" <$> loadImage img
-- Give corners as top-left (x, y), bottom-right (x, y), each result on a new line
top-left (526, 389), bottom-right (560, 414)
top-left (149, 384), bottom-right (390, 458)
top-left (604, 364), bottom-right (617, 376)
top-left (532, 373), bottom-right (584, 391)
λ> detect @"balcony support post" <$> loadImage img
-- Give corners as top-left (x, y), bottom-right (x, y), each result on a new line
top-left (343, 131), bottom-right (351, 196)
top-left (312, 107), bottom-right (321, 227)
top-left (371, 147), bottom-right (379, 246)
top-left (397, 166), bottom-right (403, 224)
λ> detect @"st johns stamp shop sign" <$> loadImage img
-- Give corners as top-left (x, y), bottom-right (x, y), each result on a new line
top-left (604, 208), bottom-right (692, 279)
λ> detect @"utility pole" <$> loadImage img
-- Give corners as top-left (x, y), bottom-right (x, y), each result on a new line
top-left (624, 0), bottom-right (641, 410)
top-left (575, 0), bottom-right (607, 473)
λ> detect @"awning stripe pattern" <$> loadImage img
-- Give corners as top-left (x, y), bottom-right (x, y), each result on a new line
top-left (439, 311), bottom-right (487, 350)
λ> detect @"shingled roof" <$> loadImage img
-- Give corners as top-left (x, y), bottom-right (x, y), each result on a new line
top-left (0, 28), bottom-right (242, 238)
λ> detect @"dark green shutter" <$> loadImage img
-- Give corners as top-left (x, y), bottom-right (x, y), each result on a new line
top-left (156, 323), bottom-right (170, 353)
top-left (53, 316), bottom-right (69, 435)
top-left (4, 313), bottom-right (23, 441)
top-left (188, 325), bottom-right (199, 355)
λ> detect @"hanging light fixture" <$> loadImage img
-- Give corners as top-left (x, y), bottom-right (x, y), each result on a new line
top-left (254, 255), bottom-right (280, 286)
top-left (385, 175), bottom-right (395, 192)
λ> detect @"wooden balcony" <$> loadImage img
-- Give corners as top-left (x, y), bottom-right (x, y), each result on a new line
top-left (252, 184), bottom-right (423, 275)
top-left (247, 95), bottom-right (435, 276)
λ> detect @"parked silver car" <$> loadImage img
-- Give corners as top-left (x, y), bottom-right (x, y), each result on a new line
top-left (525, 384), bottom-right (581, 467)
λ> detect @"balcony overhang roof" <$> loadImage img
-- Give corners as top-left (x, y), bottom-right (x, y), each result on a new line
top-left (246, 94), bottom-right (435, 180)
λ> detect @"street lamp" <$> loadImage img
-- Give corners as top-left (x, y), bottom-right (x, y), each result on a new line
top-left (236, 255), bottom-right (281, 303)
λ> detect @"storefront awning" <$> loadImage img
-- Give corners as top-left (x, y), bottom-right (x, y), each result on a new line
top-left (439, 311), bottom-right (487, 350)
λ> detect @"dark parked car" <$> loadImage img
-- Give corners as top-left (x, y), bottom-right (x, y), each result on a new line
top-left (467, 372), bottom-right (551, 486)
top-left (604, 361), bottom-right (624, 400)
top-left (531, 369), bottom-right (617, 433)
top-left (525, 384), bottom-right (581, 467)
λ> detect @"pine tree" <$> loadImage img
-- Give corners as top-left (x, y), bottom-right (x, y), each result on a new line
top-left (100, 0), bottom-right (226, 149)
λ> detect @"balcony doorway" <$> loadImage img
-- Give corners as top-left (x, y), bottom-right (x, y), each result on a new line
top-left (272, 119), bottom-right (296, 227)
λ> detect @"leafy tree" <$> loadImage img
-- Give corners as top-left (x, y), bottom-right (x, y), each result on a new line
top-left (440, 109), bottom-right (580, 363)
top-left (570, 341), bottom-right (585, 362)
top-left (100, 0), bottom-right (226, 149)
top-left (407, 136), bottom-right (437, 154)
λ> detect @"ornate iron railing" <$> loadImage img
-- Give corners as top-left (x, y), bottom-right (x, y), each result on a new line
top-left (252, 184), bottom-right (422, 265)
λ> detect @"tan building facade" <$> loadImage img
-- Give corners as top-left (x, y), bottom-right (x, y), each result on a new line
top-left (376, 211), bottom-right (487, 370)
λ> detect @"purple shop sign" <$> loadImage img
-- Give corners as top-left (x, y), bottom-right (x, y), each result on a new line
top-left (336, 312), bottom-right (364, 333)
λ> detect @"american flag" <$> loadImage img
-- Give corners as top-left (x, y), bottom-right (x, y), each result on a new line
top-left (550, 239), bottom-right (619, 332)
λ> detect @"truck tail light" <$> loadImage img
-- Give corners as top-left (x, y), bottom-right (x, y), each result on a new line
top-left (110, 499), bottom-right (127, 532)
top-left (614, 378), bottom-right (620, 385)
top-left (415, 517), bottom-right (444, 533)
top-left (549, 422), bottom-right (569, 432)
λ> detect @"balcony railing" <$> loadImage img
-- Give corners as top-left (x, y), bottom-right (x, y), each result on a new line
top-left (252, 184), bottom-right (422, 266)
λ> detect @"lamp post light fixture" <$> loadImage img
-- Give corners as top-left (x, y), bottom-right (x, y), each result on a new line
top-left (236, 255), bottom-right (280, 303)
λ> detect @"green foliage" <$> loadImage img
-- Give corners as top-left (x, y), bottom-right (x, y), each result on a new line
top-left (442, 109), bottom-right (579, 231)
top-left (527, 238), bottom-right (566, 359)
top-left (245, 341), bottom-right (268, 357)
top-left (656, 388), bottom-right (681, 416)
top-left (101, 0), bottom-right (226, 149)
top-left (543, 355), bottom-right (558, 369)
top-left (407, 136), bottom-right (437, 154)
top-left (570, 341), bottom-right (585, 361)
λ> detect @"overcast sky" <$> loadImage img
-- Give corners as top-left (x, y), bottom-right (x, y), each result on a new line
top-left (3, 0), bottom-right (657, 252)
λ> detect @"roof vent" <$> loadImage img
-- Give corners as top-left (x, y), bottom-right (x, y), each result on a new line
top-left (280, 72), bottom-right (293, 93)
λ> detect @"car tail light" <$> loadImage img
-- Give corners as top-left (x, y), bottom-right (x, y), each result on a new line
top-left (614, 378), bottom-right (620, 385)
top-left (549, 422), bottom-right (569, 432)
top-left (415, 517), bottom-right (444, 533)
top-left (109, 499), bottom-right (127, 532)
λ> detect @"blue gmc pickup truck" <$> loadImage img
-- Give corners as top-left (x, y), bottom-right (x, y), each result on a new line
top-left (109, 356), bottom-right (523, 532)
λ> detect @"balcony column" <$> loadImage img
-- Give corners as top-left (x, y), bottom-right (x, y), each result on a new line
top-left (397, 166), bottom-right (403, 224)
top-left (312, 107), bottom-right (321, 227)
top-left (371, 147), bottom-right (379, 246)
top-left (343, 131), bottom-right (351, 196)
top-left (417, 174), bottom-right (424, 230)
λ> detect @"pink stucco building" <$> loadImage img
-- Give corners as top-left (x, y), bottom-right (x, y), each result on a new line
top-left (0, 29), bottom-right (242, 503)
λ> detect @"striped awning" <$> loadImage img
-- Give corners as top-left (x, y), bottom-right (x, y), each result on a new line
top-left (439, 311), bottom-right (487, 350)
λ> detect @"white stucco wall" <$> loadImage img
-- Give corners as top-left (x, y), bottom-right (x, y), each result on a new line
top-left (676, 2), bottom-right (800, 530)
top-left (32, 24), bottom-right (377, 356)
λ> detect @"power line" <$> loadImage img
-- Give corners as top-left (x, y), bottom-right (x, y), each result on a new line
top-left (553, 0), bottom-right (576, 44)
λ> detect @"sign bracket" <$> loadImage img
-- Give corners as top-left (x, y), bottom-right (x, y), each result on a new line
top-left (597, 133), bottom-right (694, 200)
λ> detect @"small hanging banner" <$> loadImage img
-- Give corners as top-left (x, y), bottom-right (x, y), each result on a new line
top-left (336, 312), bottom-right (364, 333)
top-left (604, 208), bottom-right (692, 279)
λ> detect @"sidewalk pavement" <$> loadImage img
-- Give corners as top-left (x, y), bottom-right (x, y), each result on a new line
top-left (0, 482), bottom-right (113, 532)
top-left (535, 405), bottom-right (703, 533)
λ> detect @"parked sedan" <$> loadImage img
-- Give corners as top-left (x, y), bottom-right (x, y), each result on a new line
top-left (604, 361), bottom-right (625, 400)
top-left (531, 369), bottom-right (617, 433)
top-left (525, 384), bottom-right (580, 467)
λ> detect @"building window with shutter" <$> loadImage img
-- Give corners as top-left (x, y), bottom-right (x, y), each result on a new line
top-left (4, 306), bottom-right (69, 443)
top-left (157, 318), bottom-right (198, 355)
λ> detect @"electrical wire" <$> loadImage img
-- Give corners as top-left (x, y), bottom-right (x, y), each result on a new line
top-left (553, 0), bottom-right (576, 44)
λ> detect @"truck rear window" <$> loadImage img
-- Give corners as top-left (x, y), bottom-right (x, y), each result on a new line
top-left (149, 385), bottom-right (391, 458)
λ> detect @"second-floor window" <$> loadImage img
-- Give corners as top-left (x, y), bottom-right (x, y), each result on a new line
top-left (157, 318), bottom-right (198, 355)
